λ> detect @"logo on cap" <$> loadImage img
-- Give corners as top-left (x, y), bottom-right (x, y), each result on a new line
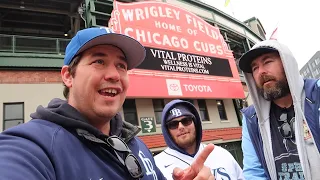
top-left (170, 108), bottom-right (182, 117)
top-left (100, 27), bottom-right (114, 33)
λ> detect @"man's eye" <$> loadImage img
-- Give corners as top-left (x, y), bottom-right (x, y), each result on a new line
top-left (264, 60), bottom-right (272, 64)
top-left (117, 63), bottom-right (127, 70)
top-left (252, 66), bottom-right (258, 72)
top-left (94, 59), bottom-right (104, 64)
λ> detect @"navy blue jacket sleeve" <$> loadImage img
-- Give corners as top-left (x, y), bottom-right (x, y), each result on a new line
top-left (0, 127), bottom-right (55, 179)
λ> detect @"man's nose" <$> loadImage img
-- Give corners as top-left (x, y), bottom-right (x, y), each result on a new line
top-left (104, 65), bottom-right (120, 82)
top-left (257, 65), bottom-right (268, 76)
top-left (177, 122), bottom-right (185, 130)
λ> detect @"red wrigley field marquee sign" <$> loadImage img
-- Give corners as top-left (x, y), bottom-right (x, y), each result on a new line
top-left (109, 0), bottom-right (245, 99)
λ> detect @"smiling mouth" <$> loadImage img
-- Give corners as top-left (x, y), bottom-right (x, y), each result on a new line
top-left (98, 88), bottom-right (120, 97)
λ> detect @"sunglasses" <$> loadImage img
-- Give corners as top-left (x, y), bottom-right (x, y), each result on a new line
top-left (166, 117), bottom-right (193, 130)
top-left (106, 136), bottom-right (143, 179)
top-left (278, 112), bottom-right (295, 139)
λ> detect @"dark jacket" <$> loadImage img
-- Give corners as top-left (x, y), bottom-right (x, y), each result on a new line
top-left (0, 98), bottom-right (165, 180)
top-left (242, 79), bottom-right (320, 179)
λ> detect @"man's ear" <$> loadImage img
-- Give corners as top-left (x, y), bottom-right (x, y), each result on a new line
top-left (61, 65), bottom-right (72, 88)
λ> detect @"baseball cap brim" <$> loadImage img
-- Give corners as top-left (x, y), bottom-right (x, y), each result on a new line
top-left (76, 33), bottom-right (145, 70)
top-left (239, 47), bottom-right (277, 73)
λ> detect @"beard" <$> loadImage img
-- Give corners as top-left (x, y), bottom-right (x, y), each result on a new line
top-left (256, 73), bottom-right (290, 101)
top-left (174, 132), bottom-right (196, 150)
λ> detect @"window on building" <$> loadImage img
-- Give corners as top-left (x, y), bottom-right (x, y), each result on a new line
top-left (217, 100), bottom-right (228, 120)
top-left (153, 99), bottom-right (165, 124)
top-left (3, 102), bottom-right (24, 131)
top-left (123, 99), bottom-right (138, 126)
top-left (198, 99), bottom-right (209, 121)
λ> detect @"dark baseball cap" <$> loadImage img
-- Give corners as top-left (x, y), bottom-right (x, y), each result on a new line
top-left (165, 104), bottom-right (195, 124)
top-left (238, 46), bottom-right (278, 73)
top-left (63, 27), bottom-right (146, 70)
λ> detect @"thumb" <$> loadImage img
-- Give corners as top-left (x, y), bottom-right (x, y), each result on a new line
top-left (172, 167), bottom-right (184, 179)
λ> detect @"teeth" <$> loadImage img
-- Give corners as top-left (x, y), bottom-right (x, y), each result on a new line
top-left (102, 89), bottom-right (118, 94)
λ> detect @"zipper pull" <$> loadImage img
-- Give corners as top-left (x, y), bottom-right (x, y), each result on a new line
top-left (306, 97), bottom-right (315, 104)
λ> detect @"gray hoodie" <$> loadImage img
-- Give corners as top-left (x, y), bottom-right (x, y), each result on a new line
top-left (243, 40), bottom-right (320, 179)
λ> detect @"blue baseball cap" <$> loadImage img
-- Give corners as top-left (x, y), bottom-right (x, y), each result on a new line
top-left (64, 27), bottom-right (146, 70)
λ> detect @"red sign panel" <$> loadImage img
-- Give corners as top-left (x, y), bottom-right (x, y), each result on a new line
top-left (109, 0), bottom-right (244, 98)
top-left (126, 72), bottom-right (244, 99)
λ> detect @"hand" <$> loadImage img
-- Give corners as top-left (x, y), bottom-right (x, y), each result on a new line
top-left (172, 144), bottom-right (215, 180)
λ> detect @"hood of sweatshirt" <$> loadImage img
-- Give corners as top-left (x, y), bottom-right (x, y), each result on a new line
top-left (161, 99), bottom-right (202, 157)
top-left (242, 40), bottom-right (310, 179)
top-left (30, 98), bottom-right (140, 143)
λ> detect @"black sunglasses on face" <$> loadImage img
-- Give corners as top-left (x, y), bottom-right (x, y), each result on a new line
top-left (106, 136), bottom-right (143, 179)
top-left (166, 117), bottom-right (193, 130)
top-left (278, 113), bottom-right (295, 139)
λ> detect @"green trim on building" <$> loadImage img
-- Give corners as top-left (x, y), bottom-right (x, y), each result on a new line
top-left (0, 53), bottom-right (64, 68)
top-left (0, 0), bottom-right (264, 69)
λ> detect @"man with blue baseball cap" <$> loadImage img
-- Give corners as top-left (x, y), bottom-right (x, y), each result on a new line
top-left (0, 27), bottom-right (215, 180)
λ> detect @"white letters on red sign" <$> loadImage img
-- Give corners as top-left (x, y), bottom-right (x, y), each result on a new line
top-left (182, 84), bottom-right (212, 92)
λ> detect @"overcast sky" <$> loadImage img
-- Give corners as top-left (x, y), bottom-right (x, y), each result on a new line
top-left (200, 0), bottom-right (320, 69)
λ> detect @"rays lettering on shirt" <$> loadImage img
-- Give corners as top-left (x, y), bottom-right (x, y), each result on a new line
top-left (139, 151), bottom-right (158, 180)
top-left (212, 167), bottom-right (231, 180)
